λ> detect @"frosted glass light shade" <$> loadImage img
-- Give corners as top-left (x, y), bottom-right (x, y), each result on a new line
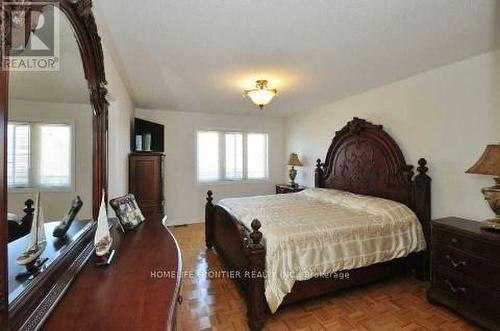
top-left (244, 80), bottom-right (277, 109)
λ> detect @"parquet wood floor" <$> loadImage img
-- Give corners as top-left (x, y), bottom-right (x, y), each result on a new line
top-left (170, 223), bottom-right (478, 331)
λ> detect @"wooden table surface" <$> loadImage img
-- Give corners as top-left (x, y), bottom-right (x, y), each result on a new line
top-left (8, 219), bottom-right (92, 304)
top-left (43, 217), bottom-right (182, 331)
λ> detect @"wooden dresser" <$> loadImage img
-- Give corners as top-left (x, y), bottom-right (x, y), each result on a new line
top-left (129, 152), bottom-right (165, 218)
top-left (428, 217), bottom-right (500, 330)
top-left (44, 217), bottom-right (182, 330)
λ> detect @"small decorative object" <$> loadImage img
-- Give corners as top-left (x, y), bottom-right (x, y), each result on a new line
top-left (287, 153), bottom-right (303, 187)
top-left (143, 132), bottom-right (152, 151)
top-left (53, 196), bottom-right (83, 238)
top-left (135, 135), bottom-right (143, 151)
top-left (244, 80), bottom-right (278, 110)
top-left (16, 192), bottom-right (47, 268)
top-left (466, 143), bottom-right (500, 231)
top-left (94, 191), bottom-right (115, 266)
top-left (110, 194), bottom-right (145, 231)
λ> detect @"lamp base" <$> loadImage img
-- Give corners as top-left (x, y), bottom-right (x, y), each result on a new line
top-left (288, 166), bottom-right (297, 187)
top-left (480, 182), bottom-right (500, 231)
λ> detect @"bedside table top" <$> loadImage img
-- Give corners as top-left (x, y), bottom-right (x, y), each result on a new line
top-left (276, 183), bottom-right (306, 189)
top-left (433, 217), bottom-right (500, 241)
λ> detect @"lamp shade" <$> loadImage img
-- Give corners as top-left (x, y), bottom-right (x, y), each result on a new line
top-left (246, 89), bottom-right (276, 108)
top-left (288, 153), bottom-right (303, 166)
top-left (244, 80), bottom-right (277, 109)
top-left (466, 144), bottom-right (500, 176)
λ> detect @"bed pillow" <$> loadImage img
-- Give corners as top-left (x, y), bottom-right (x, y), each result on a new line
top-left (300, 188), bottom-right (416, 220)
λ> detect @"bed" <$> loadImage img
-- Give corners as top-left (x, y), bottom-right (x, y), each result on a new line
top-left (204, 117), bottom-right (431, 330)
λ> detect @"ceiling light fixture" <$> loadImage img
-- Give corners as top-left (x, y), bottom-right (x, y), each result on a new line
top-left (244, 80), bottom-right (278, 110)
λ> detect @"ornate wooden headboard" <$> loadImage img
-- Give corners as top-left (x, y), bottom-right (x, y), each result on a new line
top-left (315, 117), bottom-right (431, 245)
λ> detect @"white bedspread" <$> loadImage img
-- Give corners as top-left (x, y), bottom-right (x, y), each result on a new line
top-left (218, 188), bottom-right (426, 313)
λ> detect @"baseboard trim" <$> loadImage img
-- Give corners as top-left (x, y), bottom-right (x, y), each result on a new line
top-left (165, 217), bottom-right (204, 227)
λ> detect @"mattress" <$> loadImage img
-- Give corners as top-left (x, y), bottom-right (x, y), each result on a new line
top-left (218, 188), bottom-right (426, 313)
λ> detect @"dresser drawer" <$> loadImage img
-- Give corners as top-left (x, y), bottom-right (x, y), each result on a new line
top-left (434, 270), bottom-right (500, 317)
top-left (434, 227), bottom-right (500, 265)
top-left (429, 218), bottom-right (500, 331)
top-left (434, 245), bottom-right (500, 285)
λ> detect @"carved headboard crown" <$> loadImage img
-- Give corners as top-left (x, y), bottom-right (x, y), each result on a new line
top-left (314, 117), bottom-right (429, 210)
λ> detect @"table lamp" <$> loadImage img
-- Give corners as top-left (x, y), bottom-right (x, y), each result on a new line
top-left (466, 144), bottom-right (500, 230)
top-left (288, 153), bottom-right (303, 187)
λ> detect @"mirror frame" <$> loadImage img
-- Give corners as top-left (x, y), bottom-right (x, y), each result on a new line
top-left (0, 0), bottom-right (108, 328)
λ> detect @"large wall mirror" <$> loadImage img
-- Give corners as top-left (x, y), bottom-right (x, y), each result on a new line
top-left (0, 1), bottom-right (108, 329)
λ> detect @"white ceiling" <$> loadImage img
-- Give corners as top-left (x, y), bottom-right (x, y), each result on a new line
top-left (10, 8), bottom-right (90, 105)
top-left (96, 0), bottom-right (500, 116)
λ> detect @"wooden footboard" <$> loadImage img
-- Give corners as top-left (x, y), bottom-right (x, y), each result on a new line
top-left (205, 191), bottom-right (267, 330)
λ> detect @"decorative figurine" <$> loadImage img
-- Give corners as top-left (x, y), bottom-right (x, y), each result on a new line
top-left (16, 192), bottom-right (47, 268)
top-left (94, 191), bottom-right (115, 266)
top-left (53, 196), bottom-right (83, 238)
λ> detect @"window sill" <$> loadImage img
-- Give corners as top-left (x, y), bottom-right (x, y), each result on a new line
top-left (197, 179), bottom-right (270, 186)
top-left (8, 187), bottom-right (75, 193)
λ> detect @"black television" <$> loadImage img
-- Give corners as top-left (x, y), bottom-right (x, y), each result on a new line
top-left (133, 118), bottom-right (164, 152)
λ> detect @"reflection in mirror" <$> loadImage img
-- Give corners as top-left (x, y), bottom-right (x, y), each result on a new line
top-left (7, 6), bottom-right (93, 305)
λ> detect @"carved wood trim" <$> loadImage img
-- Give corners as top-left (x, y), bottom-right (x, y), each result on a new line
top-left (8, 221), bottom-right (96, 330)
top-left (246, 219), bottom-right (266, 331)
top-left (0, 41), bottom-right (8, 331)
top-left (17, 229), bottom-right (95, 330)
top-left (318, 117), bottom-right (415, 206)
top-left (0, 0), bottom-right (108, 328)
top-left (205, 190), bottom-right (214, 249)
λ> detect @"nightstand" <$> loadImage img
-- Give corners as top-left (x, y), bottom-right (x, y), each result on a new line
top-left (275, 184), bottom-right (306, 194)
top-left (428, 217), bottom-right (500, 331)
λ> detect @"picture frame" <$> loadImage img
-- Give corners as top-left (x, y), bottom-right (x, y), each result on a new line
top-left (109, 194), bottom-right (145, 231)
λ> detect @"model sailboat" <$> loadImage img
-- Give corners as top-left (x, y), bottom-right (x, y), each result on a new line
top-left (16, 192), bottom-right (47, 266)
top-left (94, 191), bottom-right (113, 258)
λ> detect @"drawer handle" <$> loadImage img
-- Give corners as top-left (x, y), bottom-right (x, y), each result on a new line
top-left (450, 238), bottom-right (459, 244)
top-left (445, 255), bottom-right (467, 268)
top-left (444, 279), bottom-right (466, 294)
top-left (177, 294), bottom-right (183, 305)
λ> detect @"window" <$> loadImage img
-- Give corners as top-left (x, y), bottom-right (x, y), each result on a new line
top-left (225, 133), bottom-right (243, 180)
top-left (40, 125), bottom-right (71, 187)
top-left (197, 131), bottom-right (219, 182)
top-left (247, 133), bottom-right (268, 179)
top-left (7, 123), bottom-right (31, 188)
top-left (197, 131), bottom-right (268, 182)
top-left (7, 122), bottom-right (72, 189)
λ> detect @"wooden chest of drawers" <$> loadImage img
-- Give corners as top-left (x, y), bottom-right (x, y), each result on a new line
top-left (129, 152), bottom-right (165, 218)
top-left (428, 217), bottom-right (500, 331)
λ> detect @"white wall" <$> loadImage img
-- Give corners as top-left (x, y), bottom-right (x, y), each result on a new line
top-left (286, 50), bottom-right (500, 221)
top-left (135, 109), bottom-right (285, 225)
top-left (8, 99), bottom-right (93, 220)
top-left (103, 43), bottom-right (134, 202)
top-left (94, 5), bottom-right (136, 210)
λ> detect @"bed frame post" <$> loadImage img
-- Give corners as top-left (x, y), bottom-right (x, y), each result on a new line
top-left (412, 158), bottom-right (431, 280)
top-left (246, 219), bottom-right (266, 331)
top-left (315, 159), bottom-right (324, 188)
top-left (205, 190), bottom-right (214, 249)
